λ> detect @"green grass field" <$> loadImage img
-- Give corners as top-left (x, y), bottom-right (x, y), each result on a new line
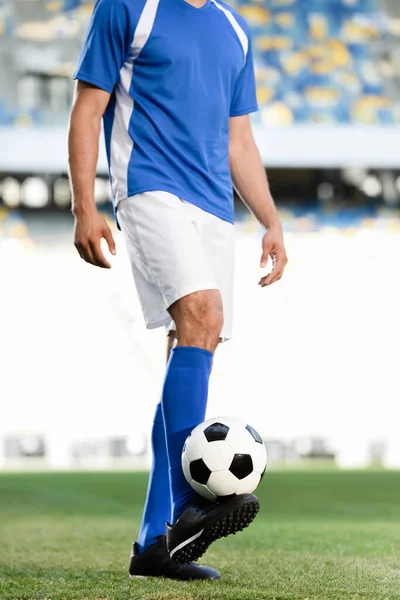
top-left (1, 470), bottom-right (400, 600)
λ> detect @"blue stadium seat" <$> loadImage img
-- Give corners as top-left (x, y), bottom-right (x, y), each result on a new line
top-left (0, 0), bottom-right (15, 37)
top-left (0, 100), bottom-right (15, 126)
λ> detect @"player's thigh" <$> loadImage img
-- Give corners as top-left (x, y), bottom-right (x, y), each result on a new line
top-left (169, 288), bottom-right (223, 330)
top-left (117, 192), bottom-right (218, 309)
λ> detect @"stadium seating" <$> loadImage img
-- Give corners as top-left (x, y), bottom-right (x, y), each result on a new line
top-left (237, 0), bottom-right (397, 125)
top-left (0, 0), bottom-right (398, 126)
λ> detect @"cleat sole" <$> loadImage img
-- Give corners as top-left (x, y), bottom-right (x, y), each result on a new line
top-left (171, 496), bottom-right (259, 564)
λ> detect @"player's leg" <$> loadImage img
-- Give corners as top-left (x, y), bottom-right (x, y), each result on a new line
top-left (161, 289), bottom-right (223, 521)
top-left (118, 192), bottom-right (222, 578)
top-left (131, 296), bottom-right (221, 577)
top-left (130, 363), bottom-right (219, 579)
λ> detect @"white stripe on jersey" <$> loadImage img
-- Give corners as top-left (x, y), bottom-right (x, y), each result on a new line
top-left (132, 0), bottom-right (161, 59)
top-left (110, 0), bottom-right (160, 203)
top-left (211, 0), bottom-right (248, 65)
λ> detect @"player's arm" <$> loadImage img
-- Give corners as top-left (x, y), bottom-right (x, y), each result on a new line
top-left (68, 82), bottom-right (116, 269)
top-left (68, 0), bottom-right (135, 268)
top-left (229, 115), bottom-right (288, 286)
top-left (229, 115), bottom-right (288, 287)
top-left (229, 25), bottom-right (288, 286)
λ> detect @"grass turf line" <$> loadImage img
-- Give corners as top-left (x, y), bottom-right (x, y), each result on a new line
top-left (1, 470), bottom-right (400, 599)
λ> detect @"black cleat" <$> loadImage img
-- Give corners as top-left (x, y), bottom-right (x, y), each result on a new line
top-left (128, 535), bottom-right (220, 580)
top-left (166, 493), bottom-right (260, 564)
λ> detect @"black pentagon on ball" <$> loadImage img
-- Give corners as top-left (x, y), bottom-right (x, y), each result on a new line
top-left (246, 424), bottom-right (263, 444)
top-left (190, 458), bottom-right (212, 484)
top-left (203, 422), bottom-right (230, 442)
top-left (229, 454), bottom-right (253, 479)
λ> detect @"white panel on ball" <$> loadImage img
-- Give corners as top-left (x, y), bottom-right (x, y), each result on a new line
top-left (181, 453), bottom-right (192, 484)
top-left (202, 440), bottom-right (235, 471)
top-left (235, 471), bottom-right (261, 495)
top-left (252, 443), bottom-right (268, 474)
top-left (190, 479), bottom-right (217, 502)
top-left (225, 427), bottom-right (255, 455)
top-left (208, 470), bottom-right (238, 496)
top-left (184, 428), bottom-right (208, 462)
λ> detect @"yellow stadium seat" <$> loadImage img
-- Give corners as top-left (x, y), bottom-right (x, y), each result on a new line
top-left (307, 45), bottom-right (329, 59)
top-left (328, 40), bottom-right (351, 68)
top-left (15, 113), bottom-right (34, 127)
top-left (281, 51), bottom-right (308, 75)
top-left (275, 12), bottom-right (294, 29)
top-left (354, 95), bottom-right (391, 109)
top-left (309, 14), bottom-right (329, 40)
top-left (305, 87), bottom-right (341, 107)
top-left (352, 95), bottom-right (392, 124)
top-left (46, 1), bottom-right (63, 12)
top-left (260, 102), bottom-right (294, 126)
top-left (255, 36), bottom-right (293, 51)
top-left (342, 21), bottom-right (380, 42)
top-left (306, 41), bottom-right (351, 68)
top-left (256, 86), bottom-right (275, 105)
top-left (310, 59), bottom-right (337, 75)
top-left (239, 6), bottom-right (270, 25)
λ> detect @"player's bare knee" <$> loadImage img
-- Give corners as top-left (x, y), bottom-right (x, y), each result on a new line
top-left (170, 289), bottom-right (223, 351)
top-left (196, 307), bottom-right (223, 349)
top-left (205, 306), bottom-right (224, 338)
top-left (183, 305), bottom-right (223, 350)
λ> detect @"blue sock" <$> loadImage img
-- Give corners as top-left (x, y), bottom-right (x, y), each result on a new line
top-left (137, 403), bottom-right (171, 552)
top-left (161, 346), bottom-right (213, 523)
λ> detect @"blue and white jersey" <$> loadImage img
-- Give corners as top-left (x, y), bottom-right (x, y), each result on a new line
top-left (74, 0), bottom-right (258, 224)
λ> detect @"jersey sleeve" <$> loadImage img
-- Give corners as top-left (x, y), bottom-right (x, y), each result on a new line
top-left (73, 0), bottom-right (134, 94)
top-left (230, 37), bottom-right (259, 118)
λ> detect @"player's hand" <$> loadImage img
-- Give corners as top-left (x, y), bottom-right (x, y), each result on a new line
top-left (74, 209), bottom-right (116, 269)
top-left (258, 225), bottom-right (288, 287)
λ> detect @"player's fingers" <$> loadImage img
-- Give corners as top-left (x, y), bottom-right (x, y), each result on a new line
top-left (89, 238), bottom-right (111, 269)
top-left (260, 243), bottom-right (273, 268)
top-left (267, 253), bottom-right (287, 285)
top-left (75, 241), bottom-right (85, 260)
top-left (259, 253), bottom-right (288, 286)
top-left (103, 226), bottom-right (116, 256)
top-left (75, 240), bottom-right (96, 266)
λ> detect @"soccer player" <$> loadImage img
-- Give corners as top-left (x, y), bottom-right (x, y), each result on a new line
top-left (69, 0), bottom-right (288, 580)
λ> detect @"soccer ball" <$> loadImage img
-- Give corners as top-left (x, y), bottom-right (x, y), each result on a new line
top-left (182, 416), bottom-right (267, 501)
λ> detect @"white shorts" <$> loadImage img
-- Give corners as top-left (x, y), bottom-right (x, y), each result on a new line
top-left (117, 191), bottom-right (234, 342)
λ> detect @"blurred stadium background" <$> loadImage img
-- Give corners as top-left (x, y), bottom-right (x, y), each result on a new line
top-left (1, 0), bottom-right (400, 472)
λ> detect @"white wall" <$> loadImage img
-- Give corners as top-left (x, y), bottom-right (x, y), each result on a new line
top-left (1, 218), bottom-right (400, 468)
top-left (1, 125), bottom-right (400, 173)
